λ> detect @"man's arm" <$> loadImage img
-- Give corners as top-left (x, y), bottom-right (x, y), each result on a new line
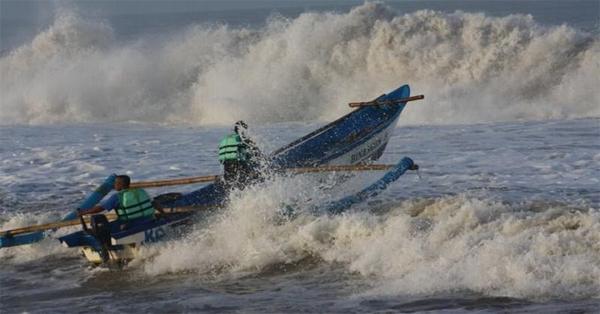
top-left (241, 136), bottom-right (264, 160)
top-left (78, 194), bottom-right (119, 216)
top-left (152, 199), bottom-right (167, 216)
top-left (77, 204), bottom-right (105, 216)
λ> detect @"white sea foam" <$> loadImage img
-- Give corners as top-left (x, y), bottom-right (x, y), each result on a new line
top-left (0, 212), bottom-right (78, 263)
top-left (1, 3), bottom-right (598, 125)
top-left (141, 175), bottom-right (600, 300)
top-left (0, 118), bottom-right (597, 301)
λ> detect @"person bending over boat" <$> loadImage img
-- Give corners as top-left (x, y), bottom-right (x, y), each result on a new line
top-left (78, 175), bottom-right (158, 230)
top-left (218, 120), bottom-right (266, 190)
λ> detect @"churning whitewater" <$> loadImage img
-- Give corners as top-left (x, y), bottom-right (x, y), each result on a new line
top-left (143, 189), bottom-right (600, 300)
top-left (1, 119), bottom-right (599, 307)
top-left (1, 1), bottom-right (599, 313)
top-left (1, 3), bottom-right (599, 125)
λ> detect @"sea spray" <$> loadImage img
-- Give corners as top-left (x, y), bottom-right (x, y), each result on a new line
top-left (142, 190), bottom-right (600, 300)
top-left (344, 196), bottom-right (600, 300)
top-left (0, 119), bottom-right (597, 304)
top-left (0, 212), bottom-right (78, 263)
top-left (1, 3), bottom-right (598, 125)
top-left (141, 173), bottom-right (349, 276)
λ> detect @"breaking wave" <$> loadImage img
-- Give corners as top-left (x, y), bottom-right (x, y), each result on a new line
top-left (0, 211), bottom-right (77, 263)
top-left (1, 3), bottom-right (599, 125)
top-left (142, 183), bottom-right (600, 300)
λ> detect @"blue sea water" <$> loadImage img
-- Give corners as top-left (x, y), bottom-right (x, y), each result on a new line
top-left (1, 1), bottom-right (599, 313)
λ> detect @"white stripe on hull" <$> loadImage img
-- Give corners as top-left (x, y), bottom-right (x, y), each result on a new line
top-left (80, 123), bottom-right (397, 264)
top-left (327, 124), bottom-right (394, 165)
top-left (81, 219), bottom-right (182, 264)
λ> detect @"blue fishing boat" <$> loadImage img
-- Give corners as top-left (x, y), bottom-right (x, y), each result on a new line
top-left (159, 84), bottom-right (414, 211)
top-left (2, 84), bottom-right (419, 265)
top-left (58, 212), bottom-right (194, 264)
top-left (62, 157), bottom-right (417, 265)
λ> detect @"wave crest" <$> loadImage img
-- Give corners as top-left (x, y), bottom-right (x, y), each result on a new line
top-left (1, 3), bottom-right (598, 125)
top-left (142, 188), bottom-right (600, 300)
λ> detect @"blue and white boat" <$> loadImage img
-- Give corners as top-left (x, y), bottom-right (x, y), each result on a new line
top-left (158, 84), bottom-right (414, 211)
top-left (59, 212), bottom-right (196, 264)
top-left (4, 84), bottom-right (418, 265)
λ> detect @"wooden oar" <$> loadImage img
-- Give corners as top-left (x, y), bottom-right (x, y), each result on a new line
top-left (130, 175), bottom-right (219, 188)
top-left (0, 206), bottom-right (203, 238)
top-left (129, 164), bottom-right (395, 188)
top-left (0, 213), bottom-right (118, 238)
top-left (349, 95), bottom-right (424, 108)
top-left (0, 164), bottom-right (395, 238)
top-left (0, 206), bottom-right (212, 238)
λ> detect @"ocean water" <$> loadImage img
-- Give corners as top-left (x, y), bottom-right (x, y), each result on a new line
top-left (1, 1), bottom-right (599, 313)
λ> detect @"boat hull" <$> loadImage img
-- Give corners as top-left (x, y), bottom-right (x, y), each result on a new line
top-left (60, 84), bottom-right (413, 264)
top-left (59, 212), bottom-right (195, 265)
top-left (271, 84), bottom-right (410, 167)
top-left (159, 84), bottom-right (411, 210)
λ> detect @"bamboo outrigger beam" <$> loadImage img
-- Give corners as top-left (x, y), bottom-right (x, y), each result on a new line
top-left (349, 95), bottom-right (424, 108)
top-left (0, 214), bottom-right (118, 238)
top-left (289, 164), bottom-right (394, 174)
top-left (0, 164), bottom-right (398, 238)
top-left (130, 175), bottom-right (219, 188)
top-left (129, 164), bottom-right (396, 188)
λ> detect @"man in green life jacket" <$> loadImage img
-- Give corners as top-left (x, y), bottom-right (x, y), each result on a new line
top-left (218, 120), bottom-right (265, 190)
top-left (78, 175), bottom-right (158, 229)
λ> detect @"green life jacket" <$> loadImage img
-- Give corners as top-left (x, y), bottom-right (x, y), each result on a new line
top-left (116, 188), bottom-right (155, 222)
top-left (218, 133), bottom-right (249, 162)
